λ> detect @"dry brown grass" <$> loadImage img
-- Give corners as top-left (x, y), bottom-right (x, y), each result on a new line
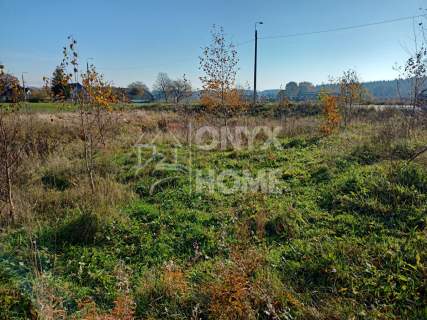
top-left (2, 107), bottom-right (426, 319)
top-left (203, 247), bottom-right (281, 320)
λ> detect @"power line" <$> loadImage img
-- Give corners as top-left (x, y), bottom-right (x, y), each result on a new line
top-left (236, 39), bottom-right (254, 47)
top-left (260, 14), bottom-right (427, 40)
top-left (97, 57), bottom-right (195, 71)
top-left (96, 14), bottom-right (427, 71)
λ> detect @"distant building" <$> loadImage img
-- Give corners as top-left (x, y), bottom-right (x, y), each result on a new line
top-left (70, 83), bottom-right (87, 101)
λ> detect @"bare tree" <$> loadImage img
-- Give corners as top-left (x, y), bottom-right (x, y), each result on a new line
top-left (397, 48), bottom-right (427, 110)
top-left (338, 69), bottom-right (362, 127)
top-left (395, 17), bottom-right (427, 135)
top-left (396, 15), bottom-right (427, 158)
top-left (153, 72), bottom-right (172, 102)
top-left (169, 75), bottom-right (192, 104)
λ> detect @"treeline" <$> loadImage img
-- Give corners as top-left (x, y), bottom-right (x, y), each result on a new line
top-left (261, 79), bottom-right (415, 103)
top-left (318, 79), bottom-right (413, 102)
top-left (45, 67), bottom-right (193, 104)
top-left (0, 67), bottom-right (193, 104)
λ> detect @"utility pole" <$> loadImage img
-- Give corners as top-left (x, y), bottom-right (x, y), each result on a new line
top-left (21, 72), bottom-right (27, 102)
top-left (253, 21), bottom-right (263, 106)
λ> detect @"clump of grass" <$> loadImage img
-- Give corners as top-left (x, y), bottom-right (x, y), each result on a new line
top-left (321, 163), bottom-right (427, 229)
top-left (52, 211), bottom-right (103, 246)
top-left (264, 207), bottom-right (302, 241)
top-left (135, 262), bottom-right (190, 318)
top-left (349, 143), bottom-right (383, 164)
top-left (200, 248), bottom-right (310, 319)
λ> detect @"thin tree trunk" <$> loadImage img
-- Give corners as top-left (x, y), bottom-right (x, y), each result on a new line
top-left (80, 110), bottom-right (96, 193)
top-left (86, 134), bottom-right (96, 193)
top-left (5, 164), bottom-right (15, 222)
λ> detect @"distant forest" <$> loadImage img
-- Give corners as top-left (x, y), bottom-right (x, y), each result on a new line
top-left (260, 78), bottom-right (416, 102)
top-left (318, 79), bottom-right (412, 101)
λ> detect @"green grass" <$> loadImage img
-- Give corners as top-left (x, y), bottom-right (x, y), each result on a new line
top-left (1, 102), bottom-right (152, 112)
top-left (0, 102), bottom-right (76, 112)
top-left (0, 122), bottom-right (426, 319)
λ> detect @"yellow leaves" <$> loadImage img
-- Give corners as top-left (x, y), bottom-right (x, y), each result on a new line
top-left (79, 67), bottom-right (117, 110)
top-left (201, 88), bottom-right (248, 113)
top-left (199, 25), bottom-right (239, 115)
top-left (225, 88), bottom-right (249, 110)
top-left (320, 91), bottom-right (341, 135)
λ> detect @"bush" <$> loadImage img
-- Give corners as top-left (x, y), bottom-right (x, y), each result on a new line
top-left (310, 165), bottom-right (332, 183)
top-left (41, 173), bottom-right (71, 191)
top-left (49, 212), bottom-right (104, 247)
top-left (265, 209), bottom-right (302, 241)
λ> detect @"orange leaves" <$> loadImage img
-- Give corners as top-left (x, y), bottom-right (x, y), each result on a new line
top-left (161, 262), bottom-right (189, 298)
top-left (338, 69), bottom-right (362, 126)
top-left (201, 87), bottom-right (248, 113)
top-left (319, 90), bottom-right (341, 135)
top-left (82, 67), bottom-right (117, 110)
top-left (204, 248), bottom-right (265, 319)
top-left (43, 36), bottom-right (118, 192)
top-left (224, 88), bottom-right (249, 110)
top-left (207, 269), bottom-right (252, 319)
top-left (76, 294), bottom-right (135, 320)
top-left (199, 25), bottom-right (239, 115)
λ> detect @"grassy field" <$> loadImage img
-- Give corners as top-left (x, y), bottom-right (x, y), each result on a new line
top-left (1, 102), bottom-right (159, 113)
top-left (1, 101), bottom-right (320, 115)
top-left (6, 102), bottom-right (78, 113)
top-left (0, 107), bottom-right (426, 319)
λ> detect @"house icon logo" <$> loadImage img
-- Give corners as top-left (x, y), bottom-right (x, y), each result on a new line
top-left (133, 127), bottom-right (192, 195)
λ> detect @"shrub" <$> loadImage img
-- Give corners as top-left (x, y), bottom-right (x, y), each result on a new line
top-left (135, 262), bottom-right (190, 318)
top-left (265, 208), bottom-right (302, 241)
top-left (319, 92), bottom-right (340, 135)
top-left (310, 165), bottom-right (332, 183)
top-left (41, 173), bottom-right (71, 191)
top-left (53, 212), bottom-right (103, 246)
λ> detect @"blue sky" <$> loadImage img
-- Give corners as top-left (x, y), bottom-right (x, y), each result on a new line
top-left (1, 0), bottom-right (426, 89)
